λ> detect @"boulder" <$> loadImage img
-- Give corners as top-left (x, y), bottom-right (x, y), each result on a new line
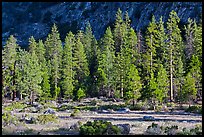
top-left (32, 102), bottom-right (40, 107)
top-left (58, 103), bottom-right (68, 108)
top-left (116, 124), bottom-right (130, 135)
top-left (44, 108), bottom-right (56, 114)
top-left (20, 114), bottom-right (36, 124)
top-left (51, 101), bottom-right (58, 107)
top-left (36, 104), bottom-right (43, 110)
top-left (70, 123), bottom-right (80, 131)
top-left (117, 108), bottom-right (130, 113)
top-left (30, 107), bottom-right (38, 113)
top-left (143, 116), bottom-right (155, 121)
top-left (25, 116), bottom-right (36, 124)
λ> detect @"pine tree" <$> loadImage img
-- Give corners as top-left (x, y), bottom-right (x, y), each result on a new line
top-left (82, 22), bottom-right (99, 97)
top-left (156, 17), bottom-right (168, 68)
top-left (126, 28), bottom-right (138, 65)
top-left (184, 18), bottom-right (194, 60)
top-left (97, 27), bottom-right (115, 97)
top-left (155, 63), bottom-right (168, 104)
top-left (82, 22), bottom-right (94, 66)
top-left (2, 35), bottom-right (18, 101)
top-left (141, 15), bottom-right (158, 100)
top-left (187, 55), bottom-right (202, 99)
top-left (15, 48), bottom-right (28, 100)
top-left (144, 15), bottom-right (158, 73)
top-left (181, 73), bottom-right (197, 105)
top-left (36, 40), bottom-right (51, 101)
top-left (15, 38), bottom-right (42, 104)
top-left (113, 8), bottom-right (123, 53)
top-left (73, 30), bottom-right (90, 98)
top-left (88, 38), bottom-right (100, 97)
top-left (174, 56), bottom-right (184, 102)
top-left (27, 36), bottom-right (43, 104)
top-left (147, 71), bottom-right (158, 108)
top-left (45, 24), bottom-right (63, 100)
top-left (166, 10), bottom-right (183, 102)
top-left (113, 10), bottom-right (133, 98)
top-left (126, 64), bottom-right (142, 107)
top-left (61, 31), bottom-right (75, 100)
top-left (193, 19), bottom-right (202, 61)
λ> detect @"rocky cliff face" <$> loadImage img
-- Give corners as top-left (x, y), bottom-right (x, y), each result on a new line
top-left (2, 2), bottom-right (202, 47)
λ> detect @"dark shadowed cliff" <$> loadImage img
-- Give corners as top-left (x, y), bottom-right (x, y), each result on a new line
top-left (2, 2), bottom-right (202, 47)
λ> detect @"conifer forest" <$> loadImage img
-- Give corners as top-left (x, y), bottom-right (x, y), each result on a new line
top-left (2, 8), bottom-right (202, 135)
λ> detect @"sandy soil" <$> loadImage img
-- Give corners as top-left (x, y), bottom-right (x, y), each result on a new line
top-left (6, 110), bottom-right (201, 135)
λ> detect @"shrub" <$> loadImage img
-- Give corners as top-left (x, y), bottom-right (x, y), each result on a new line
top-left (90, 99), bottom-right (97, 106)
top-left (185, 105), bottom-right (202, 114)
top-left (166, 102), bottom-right (175, 107)
top-left (146, 123), bottom-right (179, 135)
top-left (146, 123), bottom-right (163, 135)
top-left (164, 125), bottom-right (179, 135)
top-left (37, 114), bottom-right (58, 124)
top-left (2, 112), bottom-right (18, 127)
top-left (4, 102), bottom-right (26, 111)
top-left (57, 104), bottom-right (73, 111)
top-left (70, 109), bottom-right (80, 117)
top-left (177, 125), bottom-right (202, 135)
top-left (155, 105), bottom-right (163, 112)
top-left (128, 102), bottom-right (143, 110)
top-left (79, 120), bottom-right (121, 135)
top-left (76, 88), bottom-right (86, 101)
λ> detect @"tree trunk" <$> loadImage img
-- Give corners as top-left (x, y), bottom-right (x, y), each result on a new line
top-left (120, 75), bottom-right (124, 98)
top-left (170, 48), bottom-right (173, 102)
top-left (30, 91), bottom-right (33, 105)
top-left (150, 34), bottom-right (153, 72)
top-left (133, 94), bottom-right (135, 107)
top-left (20, 92), bottom-right (23, 100)
top-left (12, 90), bottom-right (16, 101)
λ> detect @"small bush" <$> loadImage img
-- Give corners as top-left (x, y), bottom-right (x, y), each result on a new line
top-left (177, 125), bottom-right (202, 135)
top-left (164, 125), bottom-right (179, 135)
top-left (70, 109), bottom-right (80, 117)
top-left (79, 120), bottom-right (121, 135)
top-left (146, 123), bottom-right (163, 135)
top-left (76, 88), bottom-right (86, 101)
top-left (166, 102), bottom-right (175, 107)
top-left (90, 99), bottom-right (97, 106)
top-left (57, 104), bottom-right (73, 111)
top-left (2, 112), bottom-right (18, 127)
top-left (37, 114), bottom-right (58, 124)
top-left (4, 102), bottom-right (26, 111)
top-left (155, 105), bottom-right (163, 112)
top-left (185, 105), bottom-right (202, 114)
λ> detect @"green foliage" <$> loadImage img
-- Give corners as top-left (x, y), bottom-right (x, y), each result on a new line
top-left (97, 27), bottom-right (115, 97)
top-left (4, 102), bottom-right (26, 111)
top-left (177, 126), bottom-right (202, 135)
top-left (73, 31), bottom-right (90, 92)
top-left (2, 112), bottom-right (18, 126)
top-left (126, 64), bottom-right (142, 106)
top-left (185, 105), bottom-right (202, 114)
top-left (181, 73), bottom-right (197, 103)
top-left (45, 24), bottom-right (62, 98)
top-left (2, 35), bottom-right (19, 98)
top-left (76, 88), bottom-right (86, 101)
top-left (57, 104), bottom-right (73, 111)
top-left (61, 31), bottom-right (75, 99)
top-left (2, 10), bottom-right (202, 107)
top-left (37, 114), bottom-right (58, 124)
top-left (155, 64), bottom-right (168, 104)
top-left (79, 120), bottom-right (121, 135)
top-left (70, 109), bottom-right (80, 117)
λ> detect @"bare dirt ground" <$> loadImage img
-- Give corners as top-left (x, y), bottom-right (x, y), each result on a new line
top-left (8, 110), bottom-right (202, 135)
